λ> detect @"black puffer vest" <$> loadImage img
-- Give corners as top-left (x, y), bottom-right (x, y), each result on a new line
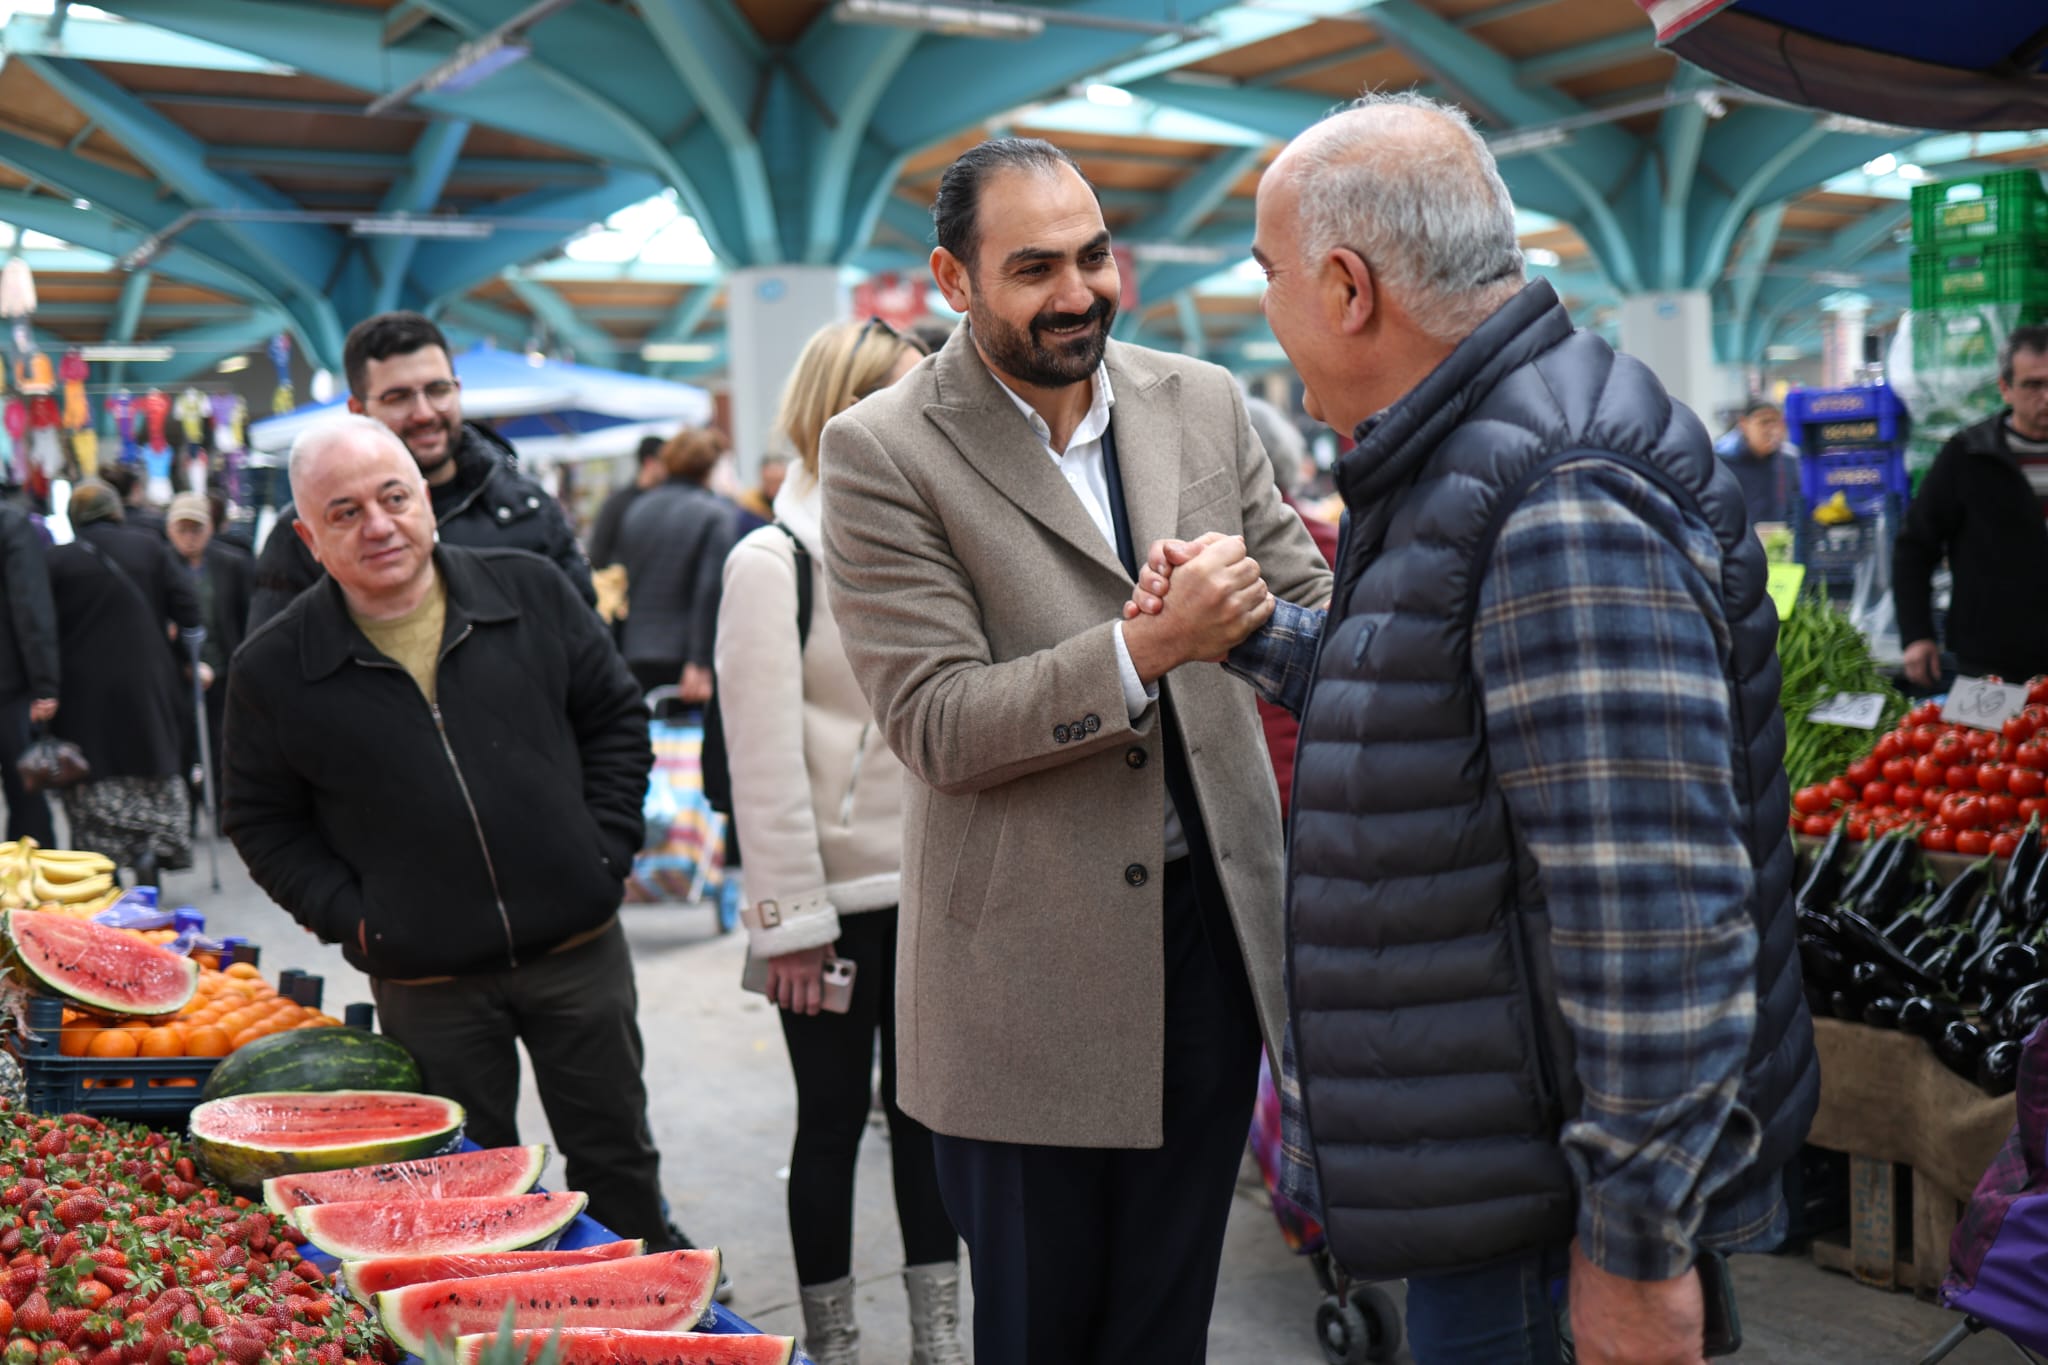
top-left (1290, 282), bottom-right (1818, 1279)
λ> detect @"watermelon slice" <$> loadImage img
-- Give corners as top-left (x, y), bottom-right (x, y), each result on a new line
top-left (377, 1248), bottom-right (721, 1357)
top-left (452, 1329), bottom-right (793, 1365)
top-left (189, 1090), bottom-right (465, 1194)
top-left (341, 1239), bottom-right (645, 1300)
top-left (263, 1143), bottom-right (548, 1215)
top-left (293, 1191), bottom-right (587, 1260)
top-left (4, 908), bottom-right (197, 1017)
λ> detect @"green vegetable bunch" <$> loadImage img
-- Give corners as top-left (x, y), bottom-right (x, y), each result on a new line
top-left (1780, 591), bottom-right (1905, 790)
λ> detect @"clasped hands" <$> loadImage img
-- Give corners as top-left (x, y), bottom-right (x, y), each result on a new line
top-left (1118, 532), bottom-right (1275, 684)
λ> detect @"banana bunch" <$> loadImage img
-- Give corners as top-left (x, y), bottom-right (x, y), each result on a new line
top-left (1811, 490), bottom-right (1857, 526)
top-left (0, 839), bottom-right (118, 911)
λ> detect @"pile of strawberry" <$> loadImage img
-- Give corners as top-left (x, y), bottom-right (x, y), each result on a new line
top-left (0, 1101), bottom-right (395, 1365)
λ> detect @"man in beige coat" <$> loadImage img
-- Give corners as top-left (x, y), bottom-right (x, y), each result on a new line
top-left (821, 138), bottom-right (1331, 1364)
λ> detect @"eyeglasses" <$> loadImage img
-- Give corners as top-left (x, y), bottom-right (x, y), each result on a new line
top-left (368, 378), bottom-right (461, 410)
top-left (838, 315), bottom-right (911, 402)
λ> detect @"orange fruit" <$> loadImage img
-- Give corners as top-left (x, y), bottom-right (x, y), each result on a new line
top-left (227, 1026), bottom-right (268, 1051)
top-left (215, 1008), bottom-right (254, 1033)
top-left (225, 963), bottom-right (262, 980)
top-left (58, 1024), bottom-right (95, 1058)
top-left (183, 1026), bottom-right (231, 1057)
top-left (139, 1027), bottom-right (183, 1058)
top-left (87, 1030), bottom-right (138, 1059)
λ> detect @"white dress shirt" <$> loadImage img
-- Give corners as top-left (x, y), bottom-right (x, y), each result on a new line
top-left (990, 363), bottom-right (1190, 862)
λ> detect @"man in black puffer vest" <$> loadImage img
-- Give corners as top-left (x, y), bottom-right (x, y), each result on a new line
top-left (1130, 94), bottom-right (1816, 1365)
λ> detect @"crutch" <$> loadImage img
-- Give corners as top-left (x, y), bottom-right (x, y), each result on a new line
top-left (187, 636), bottom-right (220, 892)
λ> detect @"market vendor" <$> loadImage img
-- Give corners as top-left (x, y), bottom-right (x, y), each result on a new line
top-left (1895, 325), bottom-right (2048, 688)
top-left (1715, 400), bottom-right (1802, 528)
top-left (221, 413), bottom-right (718, 1276)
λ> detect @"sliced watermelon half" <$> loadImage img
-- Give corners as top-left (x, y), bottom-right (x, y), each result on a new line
top-left (452, 1329), bottom-right (793, 1365)
top-left (377, 1248), bottom-right (721, 1358)
top-left (263, 1143), bottom-right (548, 1216)
top-left (293, 1191), bottom-right (587, 1260)
top-left (340, 1239), bottom-right (644, 1300)
top-left (189, 1090), bottom-right (465, 1194)
top-left (4, 908), bottom-right (197, 1017)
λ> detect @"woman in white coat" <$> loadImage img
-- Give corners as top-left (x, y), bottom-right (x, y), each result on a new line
top-left (714, 318), bottom-right (962, 1365)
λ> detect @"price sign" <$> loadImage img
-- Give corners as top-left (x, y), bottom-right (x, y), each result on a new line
top-left (1766, 562), bottom-right (1806, 621)
top-left (1940, 676), bottom-right (2028, 733)
top-left (1806, 691), bottom-right (1887, 730)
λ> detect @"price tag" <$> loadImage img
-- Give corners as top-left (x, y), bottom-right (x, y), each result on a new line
top-left (1766, 562), bottom-right (1807, 620)
top-left (1940, 676), bottom-right (2029, 732)
top-left (1806, 691), bottom-right (1887, 730)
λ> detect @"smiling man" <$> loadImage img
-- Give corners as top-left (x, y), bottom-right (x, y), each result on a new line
top-left (247, 312), bottom-right (593, 628)
top-left (817, 138), bottom-right (1330, 1363)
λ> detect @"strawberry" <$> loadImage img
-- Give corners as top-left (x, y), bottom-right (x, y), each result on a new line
top-left (51, 1306), bottom-right (88, 1341)
top-left (52, 1198), bottom-right (104, 1232)
top-left (33, 1132), bottom-right (66, 1158)
top-left (18, 1288), bottom-right (53, 1335)
top-left (218, 1338), bottom-right (261, 1365)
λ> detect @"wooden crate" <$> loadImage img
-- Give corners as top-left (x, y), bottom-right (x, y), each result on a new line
top-left (1808, 1155), bottom-right (1964, 1293)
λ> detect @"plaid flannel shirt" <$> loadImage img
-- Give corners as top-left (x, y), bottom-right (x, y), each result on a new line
top-left (1236, 458), bottom-right (1783, 1281)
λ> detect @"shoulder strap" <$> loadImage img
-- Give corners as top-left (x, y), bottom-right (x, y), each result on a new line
top-left (769, 522), bottom-right (812, 649)
top-left (76, 534), bottom-right (154, 617)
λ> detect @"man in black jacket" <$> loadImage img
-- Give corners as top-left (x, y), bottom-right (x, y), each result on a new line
top-left (223, 414), bottom-right (696, 1258)
top-left (0, 499), bottom-right (59, 845)
top-left (1895, 326), bottom-right (2048, 687)
top-left (247, 312), bottom-right (594, 628)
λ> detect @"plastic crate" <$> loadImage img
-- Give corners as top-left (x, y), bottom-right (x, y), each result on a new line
top-left (1912, 170), bottom-right (2048, 247)
top-left (8, 996), bottom-right (217, 1119)
top-left (1907, 303), bottom-right (2048, 373)
top-left (1799, 448), bottom-right (1910, 519)
top-left (1784, 385), bottom-right (1909, 452)
top-left (1911, 241), bottom-right (2048, 310)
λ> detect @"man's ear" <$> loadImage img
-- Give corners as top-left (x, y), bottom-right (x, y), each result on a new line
top-left (291, 517), bottom-right (319, 563)
top-left (931, 247), bottom-right (972, 314)
top-left (1327, 247), bottom-right (1376, 336)
top-left (345, 397), bottom-right (366, 416)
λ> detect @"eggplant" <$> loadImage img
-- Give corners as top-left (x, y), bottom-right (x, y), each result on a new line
top-left (2000, 815), bottom-right (2043, 916)
top-left (1830, 990), bottom-right (1862, 1021)
top-left (1897, 996), bottom-right (1963, 1041)
top-left (1799, 909), bottom-right (1845, 948)
top-left (2022, 837), bottom-right (2048, 931)
top-left (1834, 909), bottom-right (1940, 994)
top-left (1798, 939), bottom-right (1851, 990)
top-left (1996, 979), bottom-right (2048, 1042)
top-left (1922, 859), bottom-right (1991, 936)
top-left (1849, 960), bottom-right (1906, 1004)
top-left (1797, 820), bottom-right (1849, 914)
top-left (1857, 836), bottom-right (1926, 923)
top-left (1921, 929), bottom-right (1979, 993)
top-left (1980, 942), bottom-right (2043, 995)
top-left (1862, 996), bottom-right (1904, 1029)
top-left (1936, 1020), bottom-right (1988, 1080)
top-left (1971, 884), bottom-right (2010, 941)
top-left (1978, 1040), bottom-right (2022, 1096)
top-left (1839, 830), bottom-right (1904, 907)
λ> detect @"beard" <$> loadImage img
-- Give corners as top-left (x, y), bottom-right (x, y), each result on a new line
top-left (402, 414), bottom-right (460, 478)
top-left (969, 292), bottom-right (1115, 389)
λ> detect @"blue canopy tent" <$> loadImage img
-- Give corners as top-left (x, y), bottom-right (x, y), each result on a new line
top-left (248, 344), bottom-right (714, 466)
top-left (1641, 1), bottom-right (2048, 131)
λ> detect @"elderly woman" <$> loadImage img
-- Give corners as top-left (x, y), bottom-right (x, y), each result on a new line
top-left (44, 479), bottom-right (201, 881)
top-left (614, 426), bottom-right (738, 701)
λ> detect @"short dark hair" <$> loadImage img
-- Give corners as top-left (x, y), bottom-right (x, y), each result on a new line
top-left (2001, 325), bottom-right (2048, 386)
top-left (635, 435), bottom-right (666, 465)
top-left (931, 138), bottom-right (1094, 272)
top-left (1741, 401), bottom-right (1782, 421)
top-left (344, 311), bottom-right (451, 399)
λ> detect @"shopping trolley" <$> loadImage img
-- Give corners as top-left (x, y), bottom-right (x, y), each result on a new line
top-left (629, 686), bottom-right (739, 932)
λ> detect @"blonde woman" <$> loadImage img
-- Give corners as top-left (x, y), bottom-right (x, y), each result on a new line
top-left (713, 319), bottom-right (962, 1365)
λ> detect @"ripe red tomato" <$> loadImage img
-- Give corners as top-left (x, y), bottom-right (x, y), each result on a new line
top-left (1914, 754), bottom-right (1946, 787)
top-left (2026, 705), bottom-right (2048, 733)
top-left (1792, 784), bottom-right (1833, 815)
top-left (1845, 815), bottom-right (1871, 841)
top-left (1826, 777), bottom-right (1859, 804)
top-left (1993, 831), bottom-right (2022, 858)
top-left (1956, 829), bottom-right (1993, 856)
top-left (1941, 792), bottom-right (1990, 828)
top-left (1934, 732), bottom-right (1969, 759)
top-left (2011, 768), bottom-right (2047, 798)
top-left (1947, 764), bottom-right (1978, 791)
top-left (1988, 793), bottom-right (2020, 824)
top-left (1923, 785), bottom-right (1951, 810)
top-left (1881, 757), bottom-right (1915, 784)
top-left (1846, 756), bottom-right (1880, 786)
top-left (2030, 677), bottom-right (2048, 706)
top-left (1892, 782), bottom-right (1924, 809)
top-left (2016, 741), bottom-right (2048, 769)
top-left (1979, 761), bottom-right (2010, 792)
top-left (2006, 714), bottom-right (2035, 744)
top-left (1861, 782), bottom-right (1892, 807)
top-left (1874, 732), bottom-right (1905, 761)
top-left (1964, 728), bottom-right (1996, 753)
top-left (2021, 796), bottom-right (2048, 821)
top-left (1909, 703), bottom-right (1942, 727)
top-left (1911, 724), bottom-right (1946, 752)
top-left (1803, 814), bottom-right (1838, 836)
top-left (1921, 824), bottom-right (1958, 852)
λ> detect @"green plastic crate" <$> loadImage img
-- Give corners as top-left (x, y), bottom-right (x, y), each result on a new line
top-left (1906, 304), bottom-right (2048, 374)
top-left (1913, 171), bottom-right (2048, 248)
top-left (1911, 241), bottom-right (2048, 309)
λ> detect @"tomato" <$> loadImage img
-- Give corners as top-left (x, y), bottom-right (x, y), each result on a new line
top-left (1923, 785), bottom-right (1951, 810)
top-left (1956, 829), bottom-right (1993, 856)
top-left (1846, 756), bottom-right (1881, 786)
top-left (1880, 757), bottom-right (1914, 785)
top-left (1989, 793), bottom-right (2021, 824)
top-left (1941, 792), bottom-right (1990, 828)
top-left (2022, 796), bottom-right (2048, 821)
top-left (1791, 784), bottom-right (1831, 815)
top-left (1892, 782), bottom-right (1923, 810)
top-left (1994, 831), bottom-right (2022, 858)
top-left (1978, 762), bottom-right (2010, 792)
top-left (1914, 754), bottom-right (1946, 787)
top-left (1802, 814), bottom-right (1837, 836)
top-left (2026, 705), bottom-right (2048, 734)
top-left (1947, 764), bottom-right (1978, 791)
top-left (1827, 777), bottom-right (1859, 804)
top-left (2006, 714), bottom-right (2035, 744)
top-left (1874, 732), bottom-right (1905, 761)
top-left (1964, 728), bottom-right (1996, 753)
top-left (1909, 702), bottom-right (1942, 727)
top-left (1934, 732), bottom-right (1968, 759)
top-left (1921, 824), bottom-right (1958, 852)
top-left (1860, 782), bottom-right (1892, 807)
top-left (1845, 815), bottom-right (1871, 840)
top-left (1911, 724), bottom-right (1946, 752)
top-left (2017, 741), bottom-right (2048, 769)
top-left (2011, 768), bottom-right (2047, 798)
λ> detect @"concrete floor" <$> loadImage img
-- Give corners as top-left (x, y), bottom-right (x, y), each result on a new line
top-left (45, 831), bottom-right (2025, 1364)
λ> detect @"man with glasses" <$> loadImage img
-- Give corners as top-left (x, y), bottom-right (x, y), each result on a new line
top-left (248, 312), bottom-right (594, 628)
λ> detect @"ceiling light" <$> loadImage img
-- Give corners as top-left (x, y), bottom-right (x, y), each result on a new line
top-left (364, 0), bottom-right (576, 116)
top-left (1085, 83), bottom-right (1134, 107)
top-left (70, 199), bottom-right (90, 211)
top-left (1694, 91), bottom-right (1726, 120)
top-left (641, 342), bottom-right (720, 363)
top-left (216, 355), bottom-right (250, 374)
top-left (350, 216), bottom-right (495, 240)
top-left (80, 344), bottom-right (174, 362)
top-left (1896, 163), bottom-right (1931, 182)
top-left (432, 38), bottom-right (532, 94)
top-left (1823, 113), bottom-right (1912, 136)
top-left (1765, 344), bottom-right (1806, 361)
top-left (832, 0), bottom-right (1044, 38)
top-left (1130, 242), bottom-right (1232, 264)
top-left (1862, 153), bottom-right (1898, 177)
top-left (1524, 247), bottom-right (1562, 267)
top-left (1487, 127), bottom-right (1571, 159)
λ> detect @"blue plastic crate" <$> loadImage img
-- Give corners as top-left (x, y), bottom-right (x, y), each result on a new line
top-left (8, 995), bottom-right (218, 1120)
top-left (1784, 385), bottom-right (1910, 453)
top-left (1799, 448), bottom-right (1910, 520)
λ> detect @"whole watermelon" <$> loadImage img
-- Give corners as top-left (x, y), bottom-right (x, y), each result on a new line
top-left (200, 1027), bottom-right (421, 1104)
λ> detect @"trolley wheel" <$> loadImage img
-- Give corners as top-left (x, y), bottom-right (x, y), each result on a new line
top-left (1315, 1284), bottom-right (1401, 1365)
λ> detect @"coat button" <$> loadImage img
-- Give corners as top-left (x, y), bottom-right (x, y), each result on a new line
top-left (1124, 863), bottom-right (1147, 887)
top-left (496, 506), bottom-right (512, 520)
top-left (526, 496), bottom-right (540, 508)
top-left (1125, 747), bottom-right (1146, 769)
top-left (1082, 713), bottom-right (1100, 734)
top-left (1053, 724), bottom-right (1070, 744)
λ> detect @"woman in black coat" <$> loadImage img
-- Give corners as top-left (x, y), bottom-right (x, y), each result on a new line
top-left (614, 427), bottom-right (738, 700)
top-left (45, 480), bottom-right (201, 878)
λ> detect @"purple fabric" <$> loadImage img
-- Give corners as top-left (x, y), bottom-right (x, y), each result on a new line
top-left (1941, 1019), bottom-right (2048, 1349)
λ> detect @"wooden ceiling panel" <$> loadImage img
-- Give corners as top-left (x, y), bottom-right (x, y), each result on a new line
top-left (552, 281), bottom-right (688, 309)
top-left (1465, 0), bottom-right (1650, 58)
top-left (900, 130), bottom-right (983, 182)
top-left (1782, 206), bottom-right (1861, 232)
top-left (1187, 18), bottom-right (1380, 82)
top-left (148, 282), bottom-right (237, 307)
top-left (35, 278), bottom-right (120, 304)
top-left (1281, 48), bottom-right (1429, 99)
top-left (1074, 160), bottom-right (1181, 193)
top-left (463, 128), bottom-right (589, 161)
top-left (1555, 53), bottom-right (1675, 100)
top-left (163, 107), bottom-right (418, 153)
top-left (730, 0), bottom-right (828, 44)
top-left (1014, 128), bottom-right (1225, 162)
top-left (96, 63), bottom-right (371, 103)
top-left (0, 63), bottom-right (93, 145)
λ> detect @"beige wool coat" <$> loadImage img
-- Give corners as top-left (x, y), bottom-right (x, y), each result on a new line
top-left (819, 327), bottom-right (1333, 1148)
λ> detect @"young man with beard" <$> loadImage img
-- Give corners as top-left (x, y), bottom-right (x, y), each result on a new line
top-left (817, 138), bottom-right (1330, 1363)
top-left (248, 313), bottom-right (595, 628)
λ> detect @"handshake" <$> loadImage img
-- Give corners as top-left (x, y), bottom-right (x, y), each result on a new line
top-left (1119, 531), bottom-right (1275, 685)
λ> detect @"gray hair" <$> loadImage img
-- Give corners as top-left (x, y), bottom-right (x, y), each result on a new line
top-left (288, 413), bottom-right (414, 508)
top-left (1278, 91), bottom-right (1525, 344)
top-left (1244, 395), bottom-right (1308, 496)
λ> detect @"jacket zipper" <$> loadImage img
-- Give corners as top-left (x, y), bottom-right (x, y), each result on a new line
top-left (839, 722), bottom-right (872, 826)
top-left (355, 623), bottom-right (519, 968)
top-left (1504, 900), bottom-right (1561, 1119)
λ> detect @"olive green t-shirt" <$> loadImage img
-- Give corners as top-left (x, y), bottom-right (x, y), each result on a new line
top-left (351, 576), bottom-right (447, 703)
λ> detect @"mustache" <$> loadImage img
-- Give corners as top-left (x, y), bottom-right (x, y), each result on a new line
top-left (1032, 297), bottom-right (1112, 335)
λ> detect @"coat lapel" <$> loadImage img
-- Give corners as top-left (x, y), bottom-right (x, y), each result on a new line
top-left (925, 325), bottom-right (1129, 585)
top-left (1103, 344), bottom-right (1182, 568)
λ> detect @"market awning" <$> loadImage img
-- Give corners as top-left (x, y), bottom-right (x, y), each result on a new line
top-left (1640, 1), bottom-right (2048, 131)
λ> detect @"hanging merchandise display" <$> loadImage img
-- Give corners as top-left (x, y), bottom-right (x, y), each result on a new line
top-left (0, 253), bottom-right (34, 323)
top-left (139, 387), bottom-right (170, 450)
top-left (211, 391), bottom-right (247, 506)
top-left (71, 425), bottom-right (98, 478)
top-left (60, 349), bottom-right (89, 430)
top-left (1, 397), bottom-right (22, 485)
top-left (108, 389), bottom-right (135, 448)
top-left (12, 349), bottom-right (52, 396)
top-left (268, 333), bottom-right (293, 415)
top-left (26, 394), bottom-right (60, 478)
top-left (176, 386), bottom-right (207, 447)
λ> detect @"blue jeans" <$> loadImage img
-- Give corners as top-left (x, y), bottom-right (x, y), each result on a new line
top-left (1404, 1249), bottom-right (1567, 1365)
